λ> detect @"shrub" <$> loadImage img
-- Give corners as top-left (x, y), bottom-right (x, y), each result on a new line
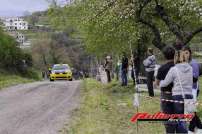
top-left (21, 68), bottom-right (41, 80)
top-left (0, 29), bottom-right (34, 75)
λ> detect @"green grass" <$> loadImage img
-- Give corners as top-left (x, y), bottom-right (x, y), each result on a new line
top-left (61, 79), bottom-right (163, 134)
top-left (0, 73), bottom-right (35, 89)
top-left (62, 78), bottom-right (202, 134)
top-left (197, 79), bottom-right (202, 117)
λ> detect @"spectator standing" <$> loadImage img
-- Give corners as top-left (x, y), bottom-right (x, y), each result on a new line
top-left (42, 71), bottom-right (46, 79)
top-left (121, 53), bottom-right (129, 86)
top-left (131, 51), bottom-right (140, 84)
top-left (182, 46), bottom-right (202, 133)
top-left (104, 56), bottom-right (113, 83)
top-left (143, 48), bottom-right (156, 97)
top-left (155, 46), bottom-right (175, 133)
top-left (160, 50), bottom-right (193, 133)
top-left (115, 60), bottom-right (121, 81)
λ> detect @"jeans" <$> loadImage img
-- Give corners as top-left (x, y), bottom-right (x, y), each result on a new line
top-left (146, 71), bottom-right (154, 97)
top-left (121, 69), bottom-right (128, 86)
top-left (105, 70), bottom-right (111, 82)
top-left (172, 95), bottom-right (193, 134)
top-left (161, 92), bottom-right (175, 133)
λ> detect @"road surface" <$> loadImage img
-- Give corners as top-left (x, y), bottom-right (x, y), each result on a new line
top-left (0, 81), bottom-right (81, 134)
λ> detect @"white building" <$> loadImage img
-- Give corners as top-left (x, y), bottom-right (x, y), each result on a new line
top-left (3, 17), bottom-right (28, 31)
top-left (16, 33), bottom-right (26, 43)
top-left (8, 31), bottom-right (25, 43)
top-left (20, 40), bottom-right (31, 49)
top-left (8, 31), bottom-right (31, 48)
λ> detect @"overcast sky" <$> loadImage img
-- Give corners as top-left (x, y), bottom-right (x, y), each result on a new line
top-left (0, 0), bottom-right (50, 17)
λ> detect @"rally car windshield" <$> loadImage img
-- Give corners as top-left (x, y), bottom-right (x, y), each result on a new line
top-left (53, 66), bottom-right (69, 70)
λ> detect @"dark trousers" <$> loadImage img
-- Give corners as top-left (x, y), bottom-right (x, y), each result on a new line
top-left (189, 112), bottom-right (202, 132)
top-left (121, 69), bottom-right (128, 86)
top-left (106, 70), bottom-right (111, 82)
top-left (146, 71), bottom-right (154, 97)
top-left (131, 68), bottom-right (140, 84)
top-left (161, 92), bottom-right (175, 134)
top-left (171, 95), bottom-right (193, 134)
top-left (189, 90), bottom-right (202, 132)
top-left (135, 68), bottom-right (139, 84)
top-left (116, 71), bottom-right (119, 81)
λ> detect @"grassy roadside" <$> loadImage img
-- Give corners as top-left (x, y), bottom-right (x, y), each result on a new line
top-left (62, 78), bottom-right (202, 134)
top-left (197, 79), bottom-right (202, 117)
top-left (0, 73), bottom-right (36, 89)
top-left (62, 79), bottom-right (166, 134)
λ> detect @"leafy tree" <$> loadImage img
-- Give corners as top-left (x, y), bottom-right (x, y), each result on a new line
top-left (31, 31), bottom-right (85, 71)
top-left (47, 0), bottom-right (202, 57)
top-left (0, 29), bottom-right (33, 73)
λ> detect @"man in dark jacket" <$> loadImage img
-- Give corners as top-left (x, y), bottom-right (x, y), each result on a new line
top-left (156, 46), bottom-right (175, 133)
top-left (121, 53), bottom-right (128, 86)
top-left (131, 51), bottom-right (140, 85)
top-left (104, 56), bottom-right (113, 83)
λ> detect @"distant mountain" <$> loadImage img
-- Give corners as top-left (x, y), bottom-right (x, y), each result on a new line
top-left (0, 10), bottom-right (24, 17)
top-left (0, 10), bottom-right (45, 17)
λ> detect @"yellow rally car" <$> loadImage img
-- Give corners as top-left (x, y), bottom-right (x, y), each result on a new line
top-left (50, 64), bottom-right (73, 81)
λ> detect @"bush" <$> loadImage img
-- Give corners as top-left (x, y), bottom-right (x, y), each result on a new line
top-left (0, 29), bottom-right (33, 74)
top-left (21, 68), bottom-right (41, 80)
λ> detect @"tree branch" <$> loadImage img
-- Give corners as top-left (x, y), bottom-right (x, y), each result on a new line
top-left (155, 4), bottom-right (185, 41)
top-left (184, 27), bottom-right (202, 45)
top-left (137, 0), bottom-right (202, 49)
top-left (136, 0), bottom-right (165, 50)
top-left (154, 2), bottom-right (202, 49)
top-left (138, 18), bottom-right (165, 50)
top-left (93, 0), bottom-right (117, 19)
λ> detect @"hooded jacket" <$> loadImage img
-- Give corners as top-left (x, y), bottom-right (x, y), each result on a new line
top-left (143, 55), bottom-right (156, 72)
top-left (160, 63), bottom-right (193, 96)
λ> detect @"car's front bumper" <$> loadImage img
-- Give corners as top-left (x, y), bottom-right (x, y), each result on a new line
top-left (50, 73), bottom-right (72, 80)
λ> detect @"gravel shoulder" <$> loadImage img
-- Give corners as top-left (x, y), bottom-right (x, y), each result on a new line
top-left (0, 80), bottom-right (81, 134)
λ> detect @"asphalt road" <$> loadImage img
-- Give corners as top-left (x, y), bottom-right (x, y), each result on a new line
top-left (0, 80), bottom-right (81, 134)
